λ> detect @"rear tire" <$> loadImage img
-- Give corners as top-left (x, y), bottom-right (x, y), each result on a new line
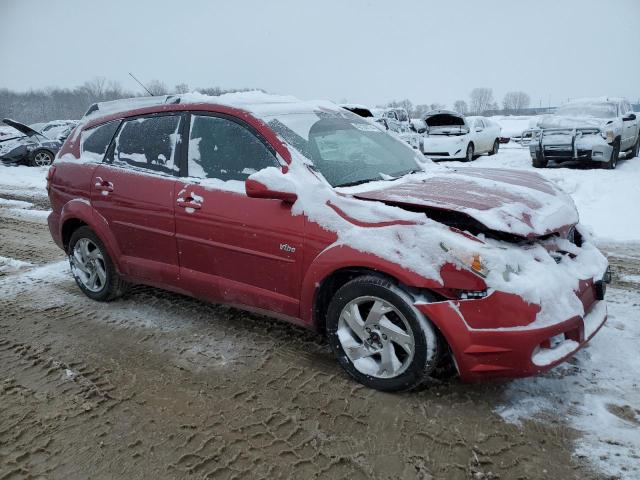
top-left (488, 139), bottom-right (499, 156)
top-left (325, 275), bottom-right (441, 392)
top-left (603, 139), bottom-right (620, 170)
top-left (68, 226), bottom-right (128, 301)
top-left (463, 143), bottom-right (474, 162)
top-left (630, 135), bottom-right (640, 159)
top-left (29, 149), bottom-right (54, 167)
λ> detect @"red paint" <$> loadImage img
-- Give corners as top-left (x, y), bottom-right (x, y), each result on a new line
top-left (47, 100), bottom-right (604, 382)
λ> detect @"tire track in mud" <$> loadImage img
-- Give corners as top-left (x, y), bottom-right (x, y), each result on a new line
top-left (0, 203), bottom-right (617, 479)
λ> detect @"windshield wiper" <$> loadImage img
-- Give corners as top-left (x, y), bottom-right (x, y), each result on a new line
top-left (334, 178), bottom-right (378, 188)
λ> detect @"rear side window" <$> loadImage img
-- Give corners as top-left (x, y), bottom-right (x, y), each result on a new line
top-left (80, 120), bottom-right (120, 162)
top-left (112, 115), bottom-right (182, 175)
top-left (187, 115), bottom-right (278, 181)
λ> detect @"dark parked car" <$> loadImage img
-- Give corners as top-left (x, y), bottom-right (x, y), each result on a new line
top-left (0, 119), bottom-right (78, 166)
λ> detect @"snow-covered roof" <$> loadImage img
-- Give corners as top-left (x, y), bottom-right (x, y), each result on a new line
top-left (83, 91), bottom-right (340, 122)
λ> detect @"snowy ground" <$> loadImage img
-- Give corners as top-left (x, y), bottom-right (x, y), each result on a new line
top-left (0, 144), bottom-right (638, 479)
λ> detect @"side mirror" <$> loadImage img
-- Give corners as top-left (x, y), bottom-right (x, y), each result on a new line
top-left (623, 113), bottom-right (636, 121)
top-left (245, 168), bottom-right (297, 203)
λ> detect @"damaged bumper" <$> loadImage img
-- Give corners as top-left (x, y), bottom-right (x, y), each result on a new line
top-left (529, 128), bottom-right (613, 163)
top-left (417, 270), bottom-right (610, 382)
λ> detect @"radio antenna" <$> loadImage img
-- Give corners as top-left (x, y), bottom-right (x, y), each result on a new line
top-left (128, 72), bottom-right (153, 96)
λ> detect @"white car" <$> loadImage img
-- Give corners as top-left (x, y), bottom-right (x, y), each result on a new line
top-left (420, 110), bottom-right (501, 161)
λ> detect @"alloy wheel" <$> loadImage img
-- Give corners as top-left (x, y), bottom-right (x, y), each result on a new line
top-left (337, 296), bottom-right (415, 378)
top-left (70, 238), bottom-right (107, 292)
top-left (34, 151), bottom-right (53, 166)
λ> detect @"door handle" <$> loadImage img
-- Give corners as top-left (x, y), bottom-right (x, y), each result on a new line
top-left (94, 177), bottom-right (114, 193)
top-left (177, 197), bottom-right (202, 210)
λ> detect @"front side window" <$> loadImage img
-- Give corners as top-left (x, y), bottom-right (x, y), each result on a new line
top-left (80, 120), bottom-right (120, 162)
top-left (187, 115), bottom-right (278, 181)
top-left (267, 111), bottom-right (422, 188)
top-left (112, 115), bottom-right (181, 174)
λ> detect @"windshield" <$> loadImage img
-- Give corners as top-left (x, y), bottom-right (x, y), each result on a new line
top-left (555, 102), bottom-right (617, 119)
top-left (40, 123), bottom-right (74, 140)
top-left (266, 111), bottom-right (422, 187)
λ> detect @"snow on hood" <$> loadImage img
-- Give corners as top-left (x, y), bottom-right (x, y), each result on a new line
top-left (536, 115), bottom-right (607, 130)
top-left (345, 168), bottom-right (578, 238)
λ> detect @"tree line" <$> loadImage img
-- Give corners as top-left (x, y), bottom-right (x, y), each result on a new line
top-left (0, 77), bottom-right (260, 124)
top-left (0, 76), bottom-right (533, 125)
top-left (384, 88), bottom-right (531, 118)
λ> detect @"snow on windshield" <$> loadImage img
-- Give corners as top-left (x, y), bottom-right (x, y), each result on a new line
top-left (265, 110), bottom-right (423, 187)
top-left (556, 102), bottom-right (617, 118)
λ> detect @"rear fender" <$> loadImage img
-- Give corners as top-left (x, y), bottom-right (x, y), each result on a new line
top-left (59, 200), bottom-right (125, 275)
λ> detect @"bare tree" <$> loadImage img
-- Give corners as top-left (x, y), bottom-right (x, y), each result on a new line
top-left (469, 88), bottom-right (494, 115)
top-left (80, 76), bottom-right (107, 101)
top-left (502, 91), bottom-right (531, 113)
top-left (453, 100), bottom-right (468, 115)
top-left (386, 99), bottom-right (414, 115)
top-left (174, 83), bottom-right (190, 94)
top-left (412, 104), bottom-right (431, 118)
top-left (429, 103), bottom-right (446, 111)
top-left (146, 79), bottom-right (168, 96)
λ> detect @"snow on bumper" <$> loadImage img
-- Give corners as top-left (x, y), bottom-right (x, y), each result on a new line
top-left (421, 136), bottom-right (468, 159)
top-left (416, 280), bottom-right (608, 382)
top-left (529, 131), bottom-right (614, 163)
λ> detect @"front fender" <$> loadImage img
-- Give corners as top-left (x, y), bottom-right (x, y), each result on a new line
top-left (299, 243), bottom-right (486, 326)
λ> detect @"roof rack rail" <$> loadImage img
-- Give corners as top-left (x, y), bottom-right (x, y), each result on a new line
top-left (82, 95), bottom-right (182, 119)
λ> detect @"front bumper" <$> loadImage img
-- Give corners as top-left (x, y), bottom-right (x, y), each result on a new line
top-left (529, 129), bottom-right (613, 163)
top-left (417, 276), bottom-right (609, 382)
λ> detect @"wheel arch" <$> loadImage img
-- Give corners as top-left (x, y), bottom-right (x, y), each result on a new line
top-left (59, 200), bottom-right (125, 274)
top-left (301, 245), bottom-right (445, 333)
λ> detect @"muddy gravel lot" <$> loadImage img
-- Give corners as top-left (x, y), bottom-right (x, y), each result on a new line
top-left (0, 190), bottom-right (638, 480)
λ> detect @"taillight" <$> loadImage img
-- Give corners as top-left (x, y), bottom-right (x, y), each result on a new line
top-left (46, 165), bottom-right (57, 190)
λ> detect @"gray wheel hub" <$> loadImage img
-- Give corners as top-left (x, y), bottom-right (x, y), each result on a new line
top-left (337, 296), bottom-right (415, 379)
top-left (70, 238), bottom-right (107, 292)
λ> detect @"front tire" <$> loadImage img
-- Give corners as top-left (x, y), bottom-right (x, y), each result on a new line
top-left (603, 139), bottom-right (620, 170)
top-left (532, 150), bottom-right (548, 168)
top-left (326, 275), bottom-right (440, 392)
top-left (68, 226), bottom-right (128, 301)
top-left (488, 139), bottom-right (499, 156)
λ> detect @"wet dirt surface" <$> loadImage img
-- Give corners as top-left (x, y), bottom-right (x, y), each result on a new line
top-left (0, 199), bottom-right (635, 479)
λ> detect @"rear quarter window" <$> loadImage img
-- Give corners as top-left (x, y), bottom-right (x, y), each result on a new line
top-left (80, 120), bottom-right (121, 162)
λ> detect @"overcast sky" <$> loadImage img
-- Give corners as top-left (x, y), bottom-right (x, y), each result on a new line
top-left (1, 0), bottom-right (639, 108)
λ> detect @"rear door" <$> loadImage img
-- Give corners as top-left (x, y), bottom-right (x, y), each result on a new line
top-left (90, 113), bottom-right (183, 284)
top-left (174, 112), bottom-right (304, 318)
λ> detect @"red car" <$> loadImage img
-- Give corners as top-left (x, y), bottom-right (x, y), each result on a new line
top-left (47, 93), bottom-right (611, 391)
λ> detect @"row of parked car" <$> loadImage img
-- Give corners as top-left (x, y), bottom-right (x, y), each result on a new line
top-left (2, 97), bottom-right (638, 171)
top-left (341, 97), bottom-right (640, 170)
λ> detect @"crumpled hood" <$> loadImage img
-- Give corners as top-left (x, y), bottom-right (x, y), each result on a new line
top-left (536, 115), bottom-right (606, 130)
top-left (351, 168), bottom-right (579, 238)
top-left (2, 118), bottom-right (41, 137)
